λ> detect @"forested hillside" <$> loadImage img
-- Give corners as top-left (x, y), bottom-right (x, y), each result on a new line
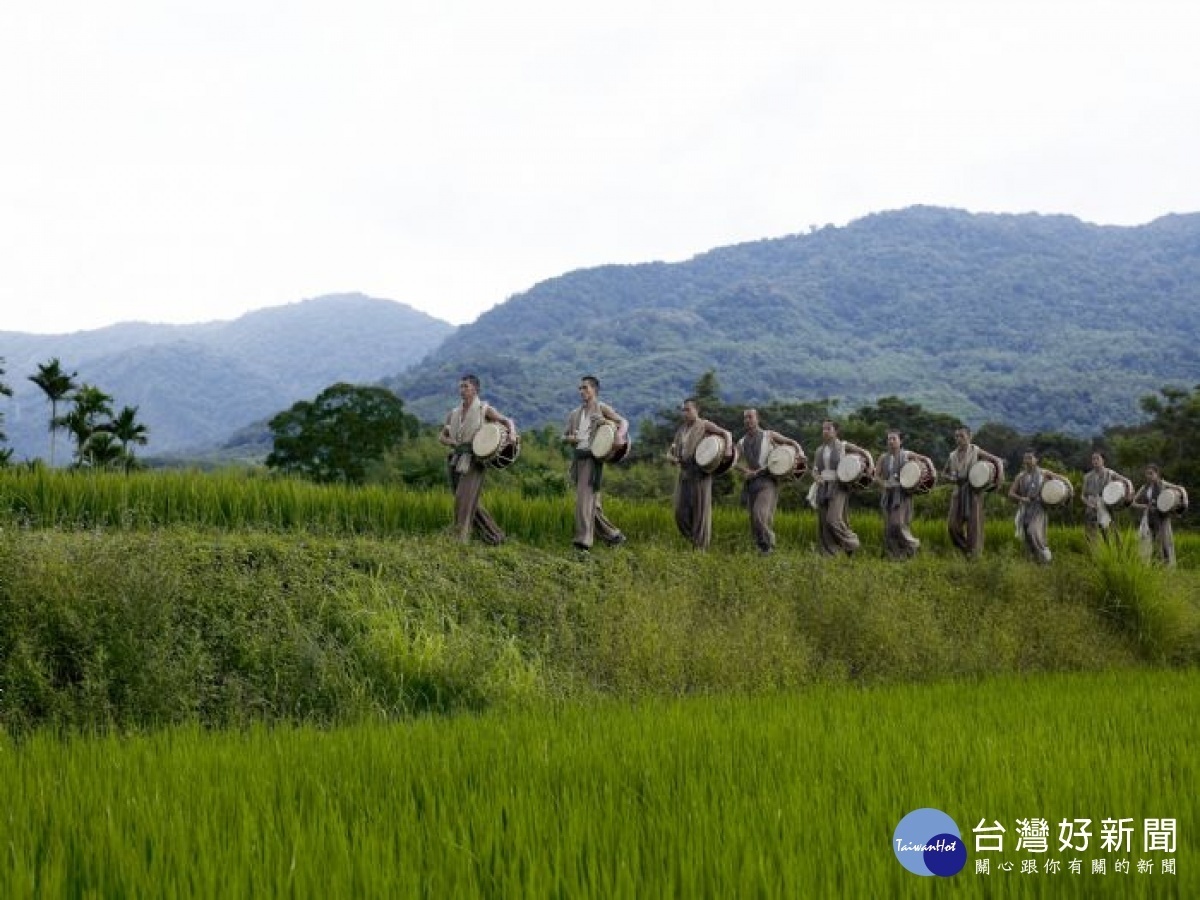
top-left (2, 294), bottom-right (454, 459)
top-left (392, 207), bottom-right (1200, 435)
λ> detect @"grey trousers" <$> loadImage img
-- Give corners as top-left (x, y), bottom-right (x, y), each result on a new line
top-left (948, 484), bottom-right (985, 557)
top-left (818, 486), bottom-right (860, 556)
top-left (882, 490), bottom-right (919, 559)
top-left (573, 457), bottom-right (623, 548)
top-left (450, 460), bottom-right (505, 545)
top-left (675, 469), bottom-right (713, 550)
top-left (1018, 502), bottom-right (1051, 563)
top-left (745, 476), bottom-right (778, 552)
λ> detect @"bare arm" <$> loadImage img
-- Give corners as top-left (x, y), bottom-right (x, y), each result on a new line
top-left (770, 431), bottom-right (803, 453)
top-left (484, 405), bottom-right (518, 440)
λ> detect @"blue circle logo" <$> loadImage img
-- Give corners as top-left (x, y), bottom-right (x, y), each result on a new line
top-left (893, 808), bottom-right (967, 876)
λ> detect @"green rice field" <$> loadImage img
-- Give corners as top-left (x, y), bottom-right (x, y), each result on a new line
top-left (0, 468), bottom-right (1195, 896)
top-left (1, 670), bottom-right (1194, 898)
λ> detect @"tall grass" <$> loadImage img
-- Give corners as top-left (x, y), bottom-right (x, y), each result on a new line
top-left (1, 468), bottom-right (1195, 563)
top-left (1085, 531), bottom-right (1199, 662)
top-left (3, 527), bottom-right (1195, 733)
top-left (1, 670), bottom-right (1194, 898)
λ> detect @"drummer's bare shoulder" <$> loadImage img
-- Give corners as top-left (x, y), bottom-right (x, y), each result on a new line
top-left (597, 401), bottom-right (625, 426)
top-left (701, 419), bottom-right (734, 454)
top-left (769, 430), bottom-right (803, 453)
top-left (482, 403), bottom-right (518, 440)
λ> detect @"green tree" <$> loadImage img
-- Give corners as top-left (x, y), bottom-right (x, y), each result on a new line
top-left (29, 357), bottom-right (78, 466)
top-left (846, 396), bottom-right (964, 460)
top-left (83, 431), bottom-right (125, 469)
top-left (55, 384), bottom-right (115, 468)
top-left (1106, 384), bottom-right (1200, 491)
top-left (693, 369), bottom-right (722, 406)
top-left (266, 383), bottom-right (418, 484)
top-left (108, 405), bottom-right (150, 471)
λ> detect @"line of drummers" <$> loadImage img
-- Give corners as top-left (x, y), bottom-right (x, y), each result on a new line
top-left (462, 398), bottom-right (1187, 564)
top-left (660, 412), bottom-right (1188, 564)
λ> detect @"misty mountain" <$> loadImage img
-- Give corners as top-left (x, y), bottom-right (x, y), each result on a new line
top-left (2, 293), bottom-right (454, 461)
top-left (389, 207), bottom-right (1200, 436)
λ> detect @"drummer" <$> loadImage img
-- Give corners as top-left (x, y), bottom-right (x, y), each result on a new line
top-left (562, 375), bottom-right (628, 552)
top-left (734, 408), bottom-right (805, 554)
top-left (1007, 449), bottom-right (1056, 564)
top-left (438, 373), bottom-right (518, 544)
top-left (668, 398), bottom-right (733, 550)
top-left (1081, 451), bottom-right (1133, 544)
top-left (942, 426), bottom-right (1005, 559)
top-left (873, 429), bottom-right (929, 560)
top-left (1131, 464), bottom-right (1179, 567)
top-left (812, 420), bottom-right (867, 556)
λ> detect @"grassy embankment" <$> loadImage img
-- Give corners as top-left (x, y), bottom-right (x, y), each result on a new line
top-left (1, 469), bottom-right (1196, 731)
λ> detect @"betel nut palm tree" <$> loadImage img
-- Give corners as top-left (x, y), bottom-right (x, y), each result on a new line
top-left (29, 357), bottom-right (79, 467)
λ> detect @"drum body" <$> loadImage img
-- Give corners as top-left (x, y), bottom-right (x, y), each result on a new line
top-left (968, 460), bottom-right (999, 492)
top-left (1101, 480), bottom-right (1132, 509)
top-left (766, 445), bottom-right (806, 480)
top-left (471, 422), bottom-right (519, 470)
top-left (1156, 486), bottom-right (1189, 515)
top-left (898, 457), bottom-right (936, 494)
top-left (694, 435), bottom-right (737, 475)
top-left (836, 449), bottom-right (874, 490)
top-left (1040, 477), bottom-right (1073, 506)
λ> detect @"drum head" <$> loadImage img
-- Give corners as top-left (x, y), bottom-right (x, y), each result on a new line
top-left (472, 422), bottom-right (505, 459)
top-left (1156, 487), bottom-right (1186, 514)
top-left (590, 422), bottom-right (616, 459)
top-left (1041, 478), bottom-right (1071, 506)
top-left (836, 453), bottom-right (865, 483)
top-left (694, 435), bottom-right (724, 471)
top-left (1101, 481), bottom-right (1129, 507)
top-left (766, 445), bottom-right (797, 477)
top-left (968, 460), bottom-right (997, 491)
top-left (898, 460), bottom-right (923, 490)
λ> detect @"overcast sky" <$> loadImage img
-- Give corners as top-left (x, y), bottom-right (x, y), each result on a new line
top-left (2, 0), bottom-right (1198, 335)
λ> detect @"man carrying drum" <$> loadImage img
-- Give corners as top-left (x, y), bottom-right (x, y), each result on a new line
top-left (438, 373), bottom-right (518, 545)
top-left (1007, 449), bottom-right (1062, 564)
top-left (668, 397), bottom-right (733, 550)
top-left (942, 426), bottom-right (1005, 559)
top-left (1131, 463), bottom-right (1183, 567)
top-left (734, 408), bottom-right (805, 554)
top-left (812, 420), bottom-right (867, 556)
top-left (1081, 451), bottom-right (1133, 545)
top-left (873, 429), bottom-right (931, 560)
top-left (562, 375), bottom-right (628, 553)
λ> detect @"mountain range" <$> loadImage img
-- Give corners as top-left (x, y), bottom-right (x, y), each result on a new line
top-left (389, 206), bottom-right (1200, 437)
top-left (1, 294), bottom-right (454, 462)
top-left (4, 207), bottom-right (1200, 465)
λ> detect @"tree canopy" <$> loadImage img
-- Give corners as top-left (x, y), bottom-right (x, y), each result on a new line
top-left (266, 383), bottom-right (419, 484)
